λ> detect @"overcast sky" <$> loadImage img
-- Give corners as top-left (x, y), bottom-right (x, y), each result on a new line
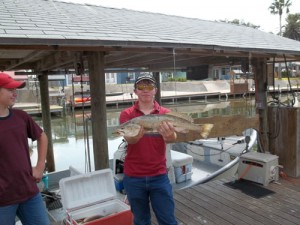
top-left (60, 0), bottom-right (300, 34)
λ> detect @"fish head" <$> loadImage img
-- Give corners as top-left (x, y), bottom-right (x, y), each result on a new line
top-left (112, 123), bottom-right (141, 137)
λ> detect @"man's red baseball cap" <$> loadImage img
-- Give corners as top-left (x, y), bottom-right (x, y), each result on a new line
top-left (0, 72), bottom-right (26, 89)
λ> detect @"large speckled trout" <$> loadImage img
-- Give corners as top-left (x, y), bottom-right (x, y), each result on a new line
top-left (113, 112), bottom-right (213, 139)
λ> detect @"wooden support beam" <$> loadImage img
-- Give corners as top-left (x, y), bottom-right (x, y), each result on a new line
top-left (153, 72), bottom-right (161, 105)
top-left (252, 57), bottom-right (269, 152)
top-left (5, 51), bottom-right (43, 70)
top-left (88, 52), bottom-right (109, 170)
top-left (38, 73), bottom-right (55, 172)
top-left (268, 107), bottom-right (300, 177)
top-left (36, 51), bottom-right (76, 71)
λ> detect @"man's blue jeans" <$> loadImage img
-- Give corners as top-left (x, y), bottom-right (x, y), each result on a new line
top-left (0, 192), bottom-right (50, 225)
top-left (123, 174), bottom-right (178, 225)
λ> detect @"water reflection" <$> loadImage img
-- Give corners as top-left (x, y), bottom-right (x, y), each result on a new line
top-left (30, 99), bottom-right (256, 172)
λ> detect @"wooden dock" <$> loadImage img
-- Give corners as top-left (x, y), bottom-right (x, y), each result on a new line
top-left (70, 91), bottom-right (232, 109)
top-left (15, 85), bottom-right (299, 113)
top-left (151, 177), bottom-right (300, 225)
top-left (49, 176), bottom-right (300, 225)
top-left (14, 103), bottom-right (64, 116)
top-left (70, 87), bottom-right (299, 110)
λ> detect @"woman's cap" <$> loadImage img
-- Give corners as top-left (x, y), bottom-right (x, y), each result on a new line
top-left (0, 72), bottom-right (26, 89)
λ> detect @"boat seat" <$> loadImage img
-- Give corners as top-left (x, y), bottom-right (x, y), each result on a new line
top-left (170, 150), bottom-right (193, 183)
top-left (170, 150), bottom-right (193, 167)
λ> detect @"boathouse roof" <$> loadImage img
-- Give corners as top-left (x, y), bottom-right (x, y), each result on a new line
top-left (0, 0), bottom-right (300, 72)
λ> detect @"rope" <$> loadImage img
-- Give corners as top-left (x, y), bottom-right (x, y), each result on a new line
top-left (279, 171), bottom-right (300, 185)
top-left (172, 48), bottom-right (178, 110)
top-left (238, 162), bottom-right (252, 180)
top-left (283, 54), bottom-right (296, 106)
top-left (74, 55), bottom-right (92, 173)
top-left (187, 140), bottom-right (247, 157)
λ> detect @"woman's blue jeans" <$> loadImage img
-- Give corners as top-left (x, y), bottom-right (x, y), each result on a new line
top-left (0, 192), bottom-right (50, 225)
top-left (123, 174), bottom-right (178, 225)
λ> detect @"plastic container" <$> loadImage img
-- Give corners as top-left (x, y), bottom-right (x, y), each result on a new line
top-left (114, 173), bottom-right (124, 193)
top-left (174, 164), bottom-right (193, 183)
top-left (37, 175), bottom-right (48, 191)
top-left (113, 141), bottom-right (127, 175)
top-left (42, 174), bottom-right (49, 190)
top-left (171, 150), bottom-right (193, 183)
top-left (59, 169), bottom-right (133, 225)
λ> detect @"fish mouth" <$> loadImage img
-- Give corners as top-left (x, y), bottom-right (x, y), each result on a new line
top-left (112, 130), bottom-right (124, 136)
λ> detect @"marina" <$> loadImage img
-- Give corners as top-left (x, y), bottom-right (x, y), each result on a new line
top-left (27, 100), bottom-right (300, 225)
top-left (2, 1), bottom-right (300, 224)
top-left (20, 85), bottom-right (300, 225)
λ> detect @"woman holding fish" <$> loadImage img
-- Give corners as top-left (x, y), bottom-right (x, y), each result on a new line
top-left (119, 73), bottom-right (178, 225)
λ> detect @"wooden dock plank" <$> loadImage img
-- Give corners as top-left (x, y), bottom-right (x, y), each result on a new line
top-left (151, 194), bottom-right (218, 225)
top-left (223, 179), bottom-right (300, 223)
top-left (14, 103), bottom-right (63, 115)
top-left (206, 180), bottom-right (296, 225)
top-left (174, 194), bottom-right (221, 225)
top-left (171, 177), bottom-right (300, 225)
top-left (215, 180), bottom-right (297, 225)
top-left (184, 186), bottom-right (264, 225)
top-left (199, 183), bottom-right (276, 225)
top-left (175, 189), bottom-right (240, 225)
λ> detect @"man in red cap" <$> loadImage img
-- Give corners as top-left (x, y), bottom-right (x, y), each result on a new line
top-left (0, 72), bottom-right (50, 225)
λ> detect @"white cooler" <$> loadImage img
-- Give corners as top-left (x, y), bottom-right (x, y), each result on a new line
top-left (59, 169), bottom-right (133, 225)
top-left (171, 150), bottom-right (193, 183)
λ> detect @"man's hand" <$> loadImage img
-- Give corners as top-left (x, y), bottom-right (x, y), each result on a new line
top-left (157, 121), bottom-right (177, 143)
top-left (32, 165), bottom-right (45, 183)
top-left (124, 126), bottom-right (145, 144)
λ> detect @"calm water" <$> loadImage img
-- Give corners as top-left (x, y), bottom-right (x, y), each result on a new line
top-left (29, 98), bottom-right (256, 172)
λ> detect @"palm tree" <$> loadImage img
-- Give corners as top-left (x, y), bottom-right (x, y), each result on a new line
top-left (269, 0), bottom-right (292, 79)
top-left (283, 13), bottom-right (300, 41)
top-left (269, 0), bottom-right (292, 36)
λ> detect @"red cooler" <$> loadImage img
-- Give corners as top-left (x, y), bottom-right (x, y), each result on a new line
top-left (59, 169), bottom-right (133, 225)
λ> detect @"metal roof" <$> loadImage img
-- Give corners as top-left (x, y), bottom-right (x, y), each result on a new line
top-left (1, 0), bottom-right (300, 71)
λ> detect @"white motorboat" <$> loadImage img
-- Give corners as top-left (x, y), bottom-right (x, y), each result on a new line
top-left (169, 128), bottom-right (258, 190)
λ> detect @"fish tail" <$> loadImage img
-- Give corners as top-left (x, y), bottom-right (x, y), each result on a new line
top-left (201, 124), bottom-right (214, 138)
